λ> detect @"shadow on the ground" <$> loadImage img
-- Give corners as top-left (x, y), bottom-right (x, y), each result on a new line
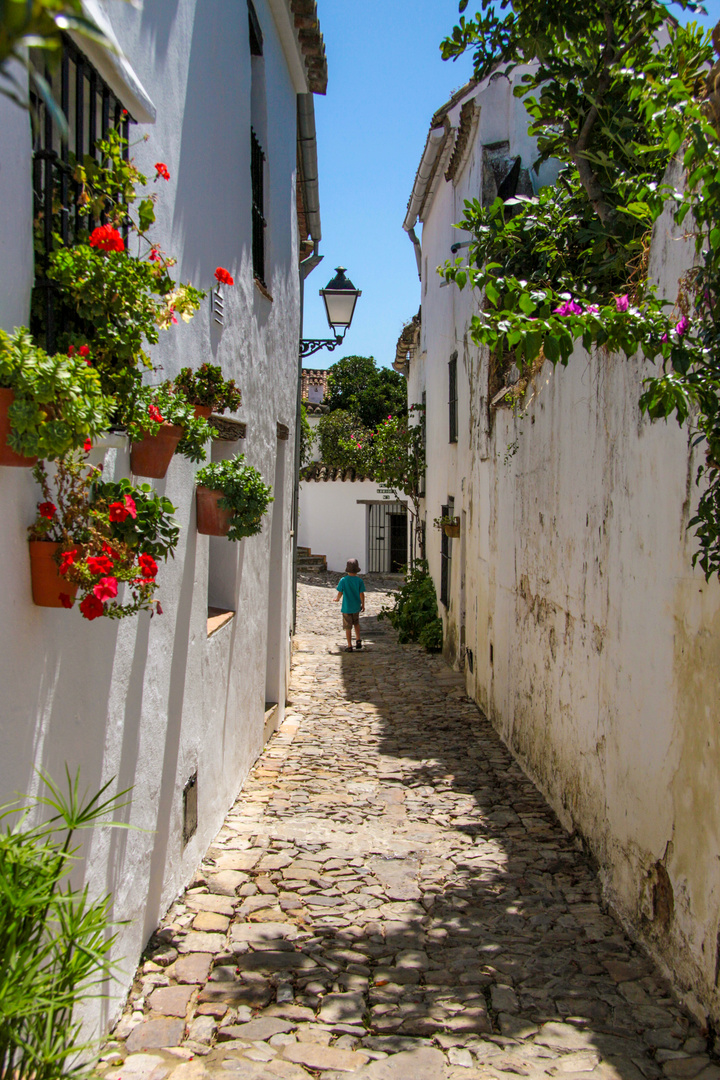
top-left (309, 607), bottom-right (699, 1072)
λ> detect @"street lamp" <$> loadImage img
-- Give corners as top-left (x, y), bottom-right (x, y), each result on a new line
top-left (300, 267), bottom-right (361, 358)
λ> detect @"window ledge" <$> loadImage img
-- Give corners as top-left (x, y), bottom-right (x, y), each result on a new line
top-left (254, 278), bottom-right (274, 303)
top-left (207, 607), bottom-right (235, 637)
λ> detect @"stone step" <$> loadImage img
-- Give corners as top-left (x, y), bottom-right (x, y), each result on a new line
top-left (297, 546), bottom-right (311, 557)
top-left (298, 554), bottom-right (327, 571)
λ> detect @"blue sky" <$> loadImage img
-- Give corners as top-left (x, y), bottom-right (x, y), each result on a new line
top-left (301, 0), bottom-right (720, 370)
top-left (300, 1), bottom-right (475, 368)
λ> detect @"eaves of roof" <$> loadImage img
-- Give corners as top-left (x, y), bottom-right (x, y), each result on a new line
top-left (301, 463), bottom-right (371, 482)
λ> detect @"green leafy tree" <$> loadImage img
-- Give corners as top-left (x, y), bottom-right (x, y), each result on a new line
top-left (299, 401), bottom-right (315, 469)
top-left (440, 1), bottom-right (720, 578)
top-left (315, 409), bottom-right (372, 472)
top-left (370, 407), bottom-right (426, 561)
top-left (325, 355), bottom-right (407, 429)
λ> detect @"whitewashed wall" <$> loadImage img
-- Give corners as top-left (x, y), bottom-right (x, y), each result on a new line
top-left (0, 0), bottom-right (302, 1032)
top-left (299, 478), bottom-right (395, 573)
top-left (411, 77), bottom-right (720, 1024)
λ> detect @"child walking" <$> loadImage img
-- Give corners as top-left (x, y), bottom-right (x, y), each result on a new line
top-left (334, 558), bottom-right (365, 652)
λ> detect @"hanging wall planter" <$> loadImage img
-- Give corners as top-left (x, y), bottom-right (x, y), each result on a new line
top-left (196, 485), bottom-right (233, 537)
top-left (0, 388), bottom-right (37, 468)
top-left (29, 541), bottom-right (78, 607)
top-left (195, 456), bottom-right (273, 542)
top-left (443, 518), bottom-right (461, 539)
top-left (194, 405), bottom-right (213, 420)
top-left (130, 423), bottom-right (184, 479)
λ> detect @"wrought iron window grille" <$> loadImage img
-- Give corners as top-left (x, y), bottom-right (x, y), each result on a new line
top-left (448, 353), bottom-right (458, 444)
top-left (30, 35), bottom-right (133, 353)
top-left (251, 127), bottom-right (266, 288)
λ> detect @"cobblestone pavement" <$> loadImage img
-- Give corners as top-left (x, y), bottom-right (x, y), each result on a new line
top-left (103, 574), bottom-right (714, 1080)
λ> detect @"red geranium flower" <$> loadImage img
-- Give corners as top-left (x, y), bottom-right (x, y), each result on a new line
top-left (59, 548), bottom-right (77, 575)
top-left (87, 554), bottom-right (114, 575)
top-left (148, 404), bottom-right (164, 424)
top-left (67, 345), bottom-right (76, 357)
top-left (149, 246), bottom-right (160, 262)
top-left (138, 553), bottom-right (158, 580)
top-left (215, 267), bottom-right (234, 286)
top-left (108, 502), bottom-right (130, 523)
top-left (83, 438), bottom-right (92, 453)
top-left (124, 494), bottom-right (137, 519)
top-left (79, 594), bottom-right (104, 620)
top-left (59, 592), bottom-right (74, 609)
top-left (38, 501), bottom-right (56, 520)
top-left (155, 162), bottom-right (170, 181)
top-left (93, 576), bottom-right (118, 601)
top-left (78, 345), bottom-right (90, 357)
top-left (89, 224), bottom-right (125, 253)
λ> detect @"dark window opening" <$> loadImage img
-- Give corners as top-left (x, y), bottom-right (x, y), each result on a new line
top-left (440, 497), bottom-right (454, 607)
top-left (251, 127), bottom-right (266, 287)
top-left (30, 36), bottom-right (132, 352)
top-left (182, 772), bottom-right (198, 845)
top-left (420, 389), bottom-right (427, 496)
top-left (448, 354), bottom-right (458, 443)
top-left (248, 0), bottom-right (263, 56)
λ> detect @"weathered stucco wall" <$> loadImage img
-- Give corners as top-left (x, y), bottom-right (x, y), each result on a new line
top-left (410, 77), bottom-right (720, 1024)
top-left (0, 0), bottom-right (302, 1033)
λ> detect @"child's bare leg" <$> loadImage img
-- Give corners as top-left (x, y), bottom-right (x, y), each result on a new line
top-left (345, 626), bottom-right (353, 648)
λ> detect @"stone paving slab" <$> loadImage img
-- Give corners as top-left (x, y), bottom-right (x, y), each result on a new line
top-left (100, 573), bottom-right (713, 1080)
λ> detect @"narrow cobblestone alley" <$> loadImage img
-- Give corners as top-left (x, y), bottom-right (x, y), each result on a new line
top-left (105, 576), bottom-right (713, 1080)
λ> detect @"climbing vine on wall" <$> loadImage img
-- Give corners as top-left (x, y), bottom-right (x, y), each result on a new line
top-left (440, 1), bottom-right (720, 579)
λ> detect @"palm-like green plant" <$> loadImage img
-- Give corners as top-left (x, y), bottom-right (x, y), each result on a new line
top-left (0, 769), bottom-right (131, 1080)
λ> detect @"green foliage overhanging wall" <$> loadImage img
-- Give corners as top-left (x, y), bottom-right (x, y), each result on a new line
top-left (440, 0), bottom-right (720, 580)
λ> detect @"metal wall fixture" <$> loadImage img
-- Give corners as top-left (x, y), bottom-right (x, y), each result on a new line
top-left (300, 267), bottom-right (361, 358)
top-left (213, 285), bottom-right (225, 326)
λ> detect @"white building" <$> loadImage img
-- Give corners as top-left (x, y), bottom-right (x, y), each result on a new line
top-left (298, 368), bottom-right (408, 573)
top-left (402, 74), bottom-right (720, 1023)
top-left (0, 0), bottom-right (327, 1031)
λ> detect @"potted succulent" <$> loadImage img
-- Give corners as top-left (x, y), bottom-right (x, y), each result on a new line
top-left (433, 514), bottom-right (460, 538)
top-left (0, 328), bottom-right (111, 467)
top-left (173, 364), bottom-right (242, 419)
top-left (125, 382), bottom-right (213, 478)
top-left (28, 451), bottom-right (179, 615)
top-left (195, 456), bottom-right (273, 540)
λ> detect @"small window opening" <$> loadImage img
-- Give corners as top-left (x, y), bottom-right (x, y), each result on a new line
top-left (448, 353), bottom-right (458, 443)
top-left (248, 0), bottom-right (263, 55)
top-left (183, 772), bottom-right (198, 845)
top-left (251, 127), bottom-right (266, 286)
top-left (440, 497), bottom-right (454, 607)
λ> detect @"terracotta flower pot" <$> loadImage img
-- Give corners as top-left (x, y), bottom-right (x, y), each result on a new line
top-left (196, 486), bottom-right (233, 537)
top-left (29, 541), bottom-right (79, 608)
top-left (0, 388), bottom-right (37, 468)
top-left (194, 404), bottom-right (213, 419)
top-left (130, 423), bottom-right (184, 479)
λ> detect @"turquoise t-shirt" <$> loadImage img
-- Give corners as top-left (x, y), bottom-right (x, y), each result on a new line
top-left (337, 574), bottom-right (365, 614)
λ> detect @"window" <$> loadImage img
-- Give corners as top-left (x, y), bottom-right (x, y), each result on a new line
top-left (251, 128), bottom-right (266, 286)
top-left (31, 38), bottom-right (132, 352)
top-left (448, 353), bottom-right (458, 443)
top-left (248, 0), bottom-right (263, 56)
top-left (440, 497), bottom-right (454, 607)
top-left (420, 389), bottom-right (427, 497)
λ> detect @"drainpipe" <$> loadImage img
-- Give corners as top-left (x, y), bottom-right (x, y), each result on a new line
top-left (292, 94), bottom-right (323, 633)
top-left (403, 124), bottom-right (447, 280)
